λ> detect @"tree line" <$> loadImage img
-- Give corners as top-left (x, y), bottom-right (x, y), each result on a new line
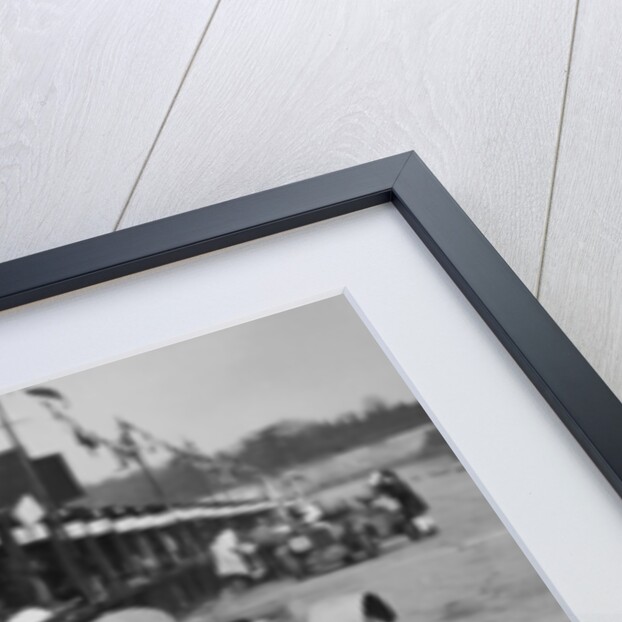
top-left (85, 399), bottom-right (430, 507)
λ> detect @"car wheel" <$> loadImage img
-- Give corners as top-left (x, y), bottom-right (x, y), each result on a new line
top-left (404, 520), bottom-right (421, 541)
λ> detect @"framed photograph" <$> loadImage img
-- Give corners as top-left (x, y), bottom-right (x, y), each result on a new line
top-left (0, 152), bottom-right (620, 622)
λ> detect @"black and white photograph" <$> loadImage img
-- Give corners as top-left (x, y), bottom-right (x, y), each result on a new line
top-left (0, 295), bottom-right (567, 622)
top-left (5, 2), bottom-right (622, 618)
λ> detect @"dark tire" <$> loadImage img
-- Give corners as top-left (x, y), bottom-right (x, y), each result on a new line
top-left (363, 528), bottom-right (381, 558)
top-left (290, 559), bottom-right (308, 581)
top-left (428, 525), bottom-right (440, 537)
top-left (403, 519), bottom-right (421, 541)
top-left (364, 537), bottom-right (380, 558)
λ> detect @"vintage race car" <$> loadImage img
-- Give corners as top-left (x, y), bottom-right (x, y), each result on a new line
top-left (320, 495), bottom-right (428, 541)
top-left (285, 517), bottom-right (380, 578)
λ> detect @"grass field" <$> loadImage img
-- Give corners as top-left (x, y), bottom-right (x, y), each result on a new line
top-left (187, 438), bottom-right (568, 622)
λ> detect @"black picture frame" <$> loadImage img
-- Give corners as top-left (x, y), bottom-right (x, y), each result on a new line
top-left (1, 151), bottom-right (620, 500)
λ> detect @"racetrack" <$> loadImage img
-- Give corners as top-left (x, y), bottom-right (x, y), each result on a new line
top-left (185, 455), bottom-right (568, 622)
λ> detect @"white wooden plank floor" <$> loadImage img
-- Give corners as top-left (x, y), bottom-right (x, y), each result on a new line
top-left (2, 0), bottom-right (621, 402)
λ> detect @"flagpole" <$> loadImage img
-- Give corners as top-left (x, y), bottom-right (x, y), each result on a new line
top-left (124, 432), bottom-right (208, 569)
top-left (134, 449), bottom-right (169, 505)
top-left (183, 442), bottom-right (216, 500)
top-left (117, 423), bottom-right (196, 567)
top-left (199, 468), bottom-right (215, 499)
top-left (116, 419), bottom-right (168, 505)
top-left (187, 460), bottom-right (214, 500)
top-left (0, 398), bottom-right (94, 604)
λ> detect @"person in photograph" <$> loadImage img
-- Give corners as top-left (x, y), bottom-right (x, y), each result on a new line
top-left (289, 499), bottom-right (336, 542)
top-left (210, 522), bottom-right (252, 595)
top-left (0, 553), bottom-right (55, 614)
top-left (160, 531), bottom-right (182, 566)
top-left (248, 514), bottom-right (289, 579)
top-left (368, 469), bottom-right (438, 538)
top-left (295, 500), bottom-right (324, 525)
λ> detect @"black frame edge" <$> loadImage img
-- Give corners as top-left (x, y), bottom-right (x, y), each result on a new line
top-left (0, 153), bottom-right (410, 311)
top-left (393, 151), bottom-right (622, 499)
top-left (1, 150), bottom-right (621, 500)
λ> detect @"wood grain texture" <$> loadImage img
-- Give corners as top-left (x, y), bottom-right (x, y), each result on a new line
top-left (0, 0), bottom-right (218, 262)
top-left (539, 0), bottom-right (622, 400)
top-left (119, 0), bottom-right (576, 290)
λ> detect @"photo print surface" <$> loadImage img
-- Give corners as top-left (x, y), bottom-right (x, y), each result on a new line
top-left (0, 296), bottom-right (567, 622)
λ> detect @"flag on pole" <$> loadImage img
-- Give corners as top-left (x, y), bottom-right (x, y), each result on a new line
top-left (73, 427), bottom-right (101, 454)
top-left (112, 446), bottom-right (132, 470)
top-left (24, 387), bottom-right (65, 401)
top-left (24, 387), bottom-right (71, 410)
top-left (117, 420), bottom-right (138, 453)
top-left (25, 387), bottom-right (71, 421)
top-left (110, 419), bottom-right (140, 470)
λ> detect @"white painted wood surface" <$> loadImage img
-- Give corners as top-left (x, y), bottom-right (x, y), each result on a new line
top-left (117, 0), bottom-right (576, 290)
top-left (0, 0), bottom-right (218, 261)
top-left (539, 0), bottom-right (622, 400)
